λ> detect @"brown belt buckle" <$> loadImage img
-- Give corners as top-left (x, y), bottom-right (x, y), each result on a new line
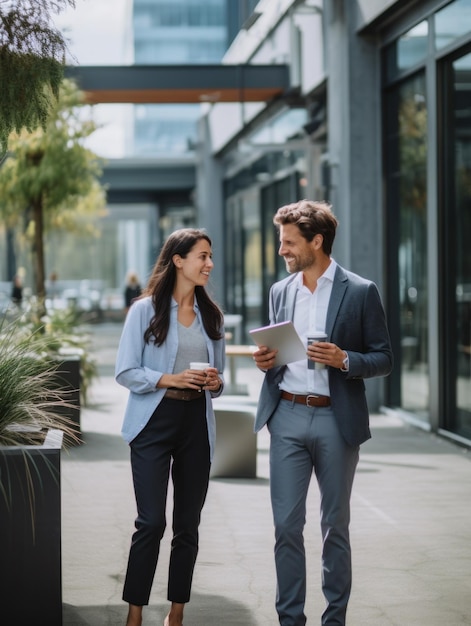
top-left (306, 394), bottom-right (319, 407)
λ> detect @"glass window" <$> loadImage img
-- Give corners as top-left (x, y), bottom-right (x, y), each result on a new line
top-left (134, 105), bottom-right (199, 156)
top-left (441, 50), bottom-right (471, 438)
top-left (435, 0), bottom-right (471, 50)
top-left (133, 0), bottom-right (229, 156)
top-left (225, 172), bottom-right (303, 338)
top-left (385, 21), bottom-right (428, 82)
top-left (136, 1), bottom-right (226, 29)
top-left (249, 109), bottom-right (308, 146)
top-left (158, 5), bottom-right (184, 27)
top-left (224, 196), bottom-right (245, 317)
top-left (384, 72), bottom-right (429, 419)
top-left (44, 213), bottom-right (152, 303)
top-left (242, 190), bottom-right (263, 330)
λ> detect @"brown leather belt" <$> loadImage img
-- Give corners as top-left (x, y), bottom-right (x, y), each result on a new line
top-left (281, 391), bottom-right (331, 408)
top-left (164, 388), bottom-right (204, 401)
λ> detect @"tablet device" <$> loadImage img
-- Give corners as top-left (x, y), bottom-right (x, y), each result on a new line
top-left (249, 321), bottom-right (306, 367)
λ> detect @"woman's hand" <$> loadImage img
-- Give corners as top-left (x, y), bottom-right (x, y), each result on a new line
top-left (186, 367), bottom-right (220, 390)
top-left (157, 368), bottom-right (221, 390)
top-left (200, 367), bottom-right (221, 391)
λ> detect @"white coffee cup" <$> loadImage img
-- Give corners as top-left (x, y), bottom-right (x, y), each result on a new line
top-left (190, 362), bottom-right (210, 370)
top-left (307, 332), bottom-right (327, 370)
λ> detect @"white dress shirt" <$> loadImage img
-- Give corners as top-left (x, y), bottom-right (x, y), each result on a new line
top-left (280, 259), bottom-right (337, 396)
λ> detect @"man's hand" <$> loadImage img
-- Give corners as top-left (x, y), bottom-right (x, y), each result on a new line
top-left (307, 341), bottom-right (347, 369)
top-left (253, 345), bottom-right (278, 371)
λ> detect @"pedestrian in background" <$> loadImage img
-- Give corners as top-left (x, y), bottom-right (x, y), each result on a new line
top-left (124, 270), bottom-right (142, 315)
top-left (253, 199), bottom-right (393, 626)
top-left (10, 274), bottom-right (23, 307)
top-left (115, 228), bottom-right (225, 626)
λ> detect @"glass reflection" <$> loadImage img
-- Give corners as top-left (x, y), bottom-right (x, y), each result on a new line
top-left (435, 0), bottom-right (471, 50)
top-left (451, 52), bottom-right (471, 436)
top-left (397, 74), bottom-right (429, 417)
top-left (133, 0), bottom-right (228, 157)
top-left (385, 21), bottom-right (428, 81)
top-left (398, 21), bottom-right (428, 70)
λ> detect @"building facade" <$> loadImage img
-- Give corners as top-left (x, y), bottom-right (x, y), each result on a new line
top-left (1, 0), bottom-right (469, 445)
top-left (121, 0), bottom-right (258, 278)
top-left (132, 0), bottom-right (231, 157)
top-left (195, 0), bottom-right (471, 445)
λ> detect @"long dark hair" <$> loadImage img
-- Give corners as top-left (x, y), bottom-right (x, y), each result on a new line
top-left (143, 228), bottom-right (224, 345)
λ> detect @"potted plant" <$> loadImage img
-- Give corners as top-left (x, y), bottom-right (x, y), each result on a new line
top-left (0, 314), bottom-right (79, 625)
top-left (20, 304), bottom-right (99, 435)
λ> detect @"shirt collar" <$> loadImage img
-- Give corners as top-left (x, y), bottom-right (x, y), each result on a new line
top-left (171, 295), bottom-right (199, 310)
top-left (294, 258), bottom-right (337, 289)
top-left (322, 258), bottom-right (337, 283)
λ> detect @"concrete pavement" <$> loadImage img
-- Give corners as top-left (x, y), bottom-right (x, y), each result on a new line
top-left (61, 322), bottom-right (471, 625)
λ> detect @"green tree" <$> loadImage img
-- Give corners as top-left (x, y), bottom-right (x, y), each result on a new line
top-left (0, 78), bottom-right (106, 305)
top-left (0, 0), bottom-right (76, 156)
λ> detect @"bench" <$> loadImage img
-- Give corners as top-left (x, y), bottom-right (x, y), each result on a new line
top-left (224, 344), bottom-right (256, 395)
top-left (210, 403), bottom-right (257, 479)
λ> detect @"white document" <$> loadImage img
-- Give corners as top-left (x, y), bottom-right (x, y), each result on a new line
top-left (249, 321), bottom-right (306, 367)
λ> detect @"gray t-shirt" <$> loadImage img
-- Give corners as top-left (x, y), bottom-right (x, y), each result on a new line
top-left (173, 317), bottom-right (208, 373)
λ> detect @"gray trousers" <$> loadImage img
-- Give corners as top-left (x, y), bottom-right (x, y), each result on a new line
top-left (268, 399), bottom-right (359, 626)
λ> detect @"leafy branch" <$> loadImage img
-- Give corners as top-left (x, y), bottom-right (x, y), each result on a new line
top-left (0, 0), bottom-right (76, 154)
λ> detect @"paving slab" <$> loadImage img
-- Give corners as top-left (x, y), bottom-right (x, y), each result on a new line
top-left (61, 323), bottom-right (471, 625)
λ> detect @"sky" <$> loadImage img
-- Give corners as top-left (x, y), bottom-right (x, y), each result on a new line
top-left (54, 0), bottom-right (133, 157)
top-left (54, 0), bottom-right (132, 66)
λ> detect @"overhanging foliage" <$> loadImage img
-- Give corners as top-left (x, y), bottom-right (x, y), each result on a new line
top-left (0, 0), bottom-right (76, 155)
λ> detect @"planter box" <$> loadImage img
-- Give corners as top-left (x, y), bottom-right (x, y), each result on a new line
top-left (53, 352), bottom-right (81, 441)
top-left (0, 430), bottom-right (63, 625)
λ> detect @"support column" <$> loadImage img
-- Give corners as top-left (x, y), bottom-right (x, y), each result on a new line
top-left (325, 0), bottom-right (385, 409)
top-left (195, 115), bottom-right (225, 305)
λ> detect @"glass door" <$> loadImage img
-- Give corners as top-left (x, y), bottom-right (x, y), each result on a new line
top-left (440, 49), bottom-right (471, 438)
top-left (384, 71), bottom-right (430, 419)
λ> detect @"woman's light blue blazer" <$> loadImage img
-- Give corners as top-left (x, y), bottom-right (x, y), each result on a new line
top-left (115, 296), bottom-right (225, 460)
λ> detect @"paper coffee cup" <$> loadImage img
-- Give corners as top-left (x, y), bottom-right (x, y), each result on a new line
top-left (307, 333), bottom-right (327, 370)
top-left (190, 362), bottom-right (210, 370)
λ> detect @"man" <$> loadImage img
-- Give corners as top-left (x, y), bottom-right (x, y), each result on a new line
top-left (253, 199), bottom-right (393, 626)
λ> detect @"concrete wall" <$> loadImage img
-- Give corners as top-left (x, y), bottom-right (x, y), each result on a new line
top-left (325, 0), bottom-right (386, 409)
top-left (325, 0), bottom-right (384, 286)
top-left (196, 116), bottom-right (225, 306)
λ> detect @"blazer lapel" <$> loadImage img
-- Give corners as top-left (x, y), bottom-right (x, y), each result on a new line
top-left (286, 276), bottom-right (298, 321)
top-left (326, 265), bottom-right (348, 338)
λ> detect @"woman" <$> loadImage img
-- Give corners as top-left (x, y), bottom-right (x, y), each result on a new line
top-left (115, 228), bottom-right (225, 626)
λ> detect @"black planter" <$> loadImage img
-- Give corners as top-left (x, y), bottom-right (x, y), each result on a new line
top-left (0, 430), bottom-right (63, 625)
top-left (53, 354), bottom-right (81, 440)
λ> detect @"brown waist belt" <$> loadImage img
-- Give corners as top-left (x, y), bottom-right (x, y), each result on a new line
top-left (281, 391), bottom-right (331, 408)
top-left (164, 388), bottom-right (204, 401)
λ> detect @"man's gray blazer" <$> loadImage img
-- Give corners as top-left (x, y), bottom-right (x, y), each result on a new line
top-left (254, 265), bottom-right (393, 447)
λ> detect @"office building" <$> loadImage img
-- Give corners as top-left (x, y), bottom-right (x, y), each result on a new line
top-left (194, 0), bottom-right (471, 444)
top-left (132, 0), bottom-right (230, 156)
top-left (1, 0), bottom-right (469, 446)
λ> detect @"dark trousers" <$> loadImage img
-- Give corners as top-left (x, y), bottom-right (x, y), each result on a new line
top-left (123, 395), bottom-right (210, 606)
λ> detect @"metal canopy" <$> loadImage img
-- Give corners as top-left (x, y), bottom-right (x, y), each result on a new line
top-left (65, 64), bottom-right (290, 104)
